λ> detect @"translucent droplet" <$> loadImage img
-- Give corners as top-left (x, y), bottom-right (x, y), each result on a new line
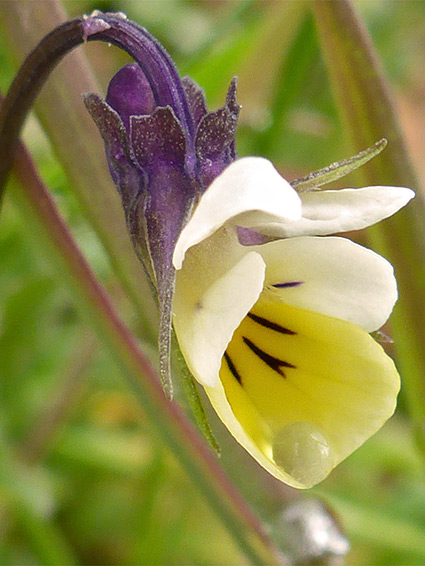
top-left (272, 422), bottom-right (334, 487)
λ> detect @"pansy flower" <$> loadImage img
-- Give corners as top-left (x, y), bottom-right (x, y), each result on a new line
top-left (84, 11), bottom-right (414, 488)
top-left (173, 156), bottom-right (413, 487)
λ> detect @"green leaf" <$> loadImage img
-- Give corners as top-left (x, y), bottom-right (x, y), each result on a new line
top-left (291, 138), bottom-right (387, 192)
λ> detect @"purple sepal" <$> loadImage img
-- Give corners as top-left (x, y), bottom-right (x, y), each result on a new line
top-left (83, 14), bottom-right (242, 398)
top-left (130, 107), bottom-right (195, 290)
top-left (195, 78), bottom-right (240, 190)
top-left (83, 92), bottom-right (154, 281)
top-left (182, 76), bottom-right (208, 128)
top-left (85, 85), bottom-right (195, 401)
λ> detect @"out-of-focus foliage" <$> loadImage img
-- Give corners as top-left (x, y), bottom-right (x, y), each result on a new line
top-left (1, 1), bottom-right (425, 564)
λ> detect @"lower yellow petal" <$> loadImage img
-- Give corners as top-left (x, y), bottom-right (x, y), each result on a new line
top-left (216, 298), bottom-right (400, 488)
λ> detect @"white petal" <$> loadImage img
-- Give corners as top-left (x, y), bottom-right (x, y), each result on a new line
top-left (251, 185), bottom-right (415, 238)
top-left (173, 251), bottom-right (265, 387)
top-left (173, 157), bottom-right (302, 269)
top-left (258, 236), bottom-right (397, 331)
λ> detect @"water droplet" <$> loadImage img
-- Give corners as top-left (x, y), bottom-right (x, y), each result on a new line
top-left (272, 422), bottom-right (334, 487)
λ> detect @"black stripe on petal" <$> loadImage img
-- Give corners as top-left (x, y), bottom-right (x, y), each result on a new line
top-left (247, 312), bottom-right (296, 335)
top-left (223, 351), bottom-right (243, 386)
top-left (243, 337), bottom-right (295, 378)
top-left (272, 281), bottom-right (303, 289)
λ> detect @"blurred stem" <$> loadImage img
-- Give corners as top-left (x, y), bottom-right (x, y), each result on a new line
top-left (5, 116), bottom-right (286, 566)
top-left (255, 9), bottom-right (316, 158)
top-left (312, 0), bottom-right (425, 457)
top-left (19, 332), bottom-right (97, 465)
top-left (0, 0), bottom-right (158, 344)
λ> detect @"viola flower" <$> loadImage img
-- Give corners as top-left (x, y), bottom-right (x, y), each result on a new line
top-left (84, 12), bottom-right (414, 487)
top-left (172, 157), bottom-right (413, 488)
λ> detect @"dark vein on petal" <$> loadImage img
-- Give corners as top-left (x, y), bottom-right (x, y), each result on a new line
top-left (272, 281), bottom-right (303, 289)
top-left (223, 351), bottom-right (243, 386)
top-left (247, 312), bottom-right (296, 335)
top-left (242, 337), bottom-right (295, 378)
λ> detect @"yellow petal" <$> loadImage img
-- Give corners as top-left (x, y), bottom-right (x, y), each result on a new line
top-left (207, 298), bottom-right (400, 488)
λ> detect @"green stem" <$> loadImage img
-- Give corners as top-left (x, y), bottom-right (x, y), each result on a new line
top-left (312, 0), bottom-right (425, 456)
top-left (7, 118), bottom-right (286, 566)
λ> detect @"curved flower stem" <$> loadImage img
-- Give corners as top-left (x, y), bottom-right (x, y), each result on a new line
top-left (312, 0), bottom-right (425, 457)
top-left (0, 9), bottom-right (197, 196)
top-left (3, 100), bottom-right (287, 566)
top-left (0, 1), bottom-right (158, 344)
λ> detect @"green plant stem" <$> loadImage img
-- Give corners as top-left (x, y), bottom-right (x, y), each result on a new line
top-left (312, 0), bottom-right (425, 457)
top-left (0, 0), bottom-right (158, 343)
top-left (6, 123), bottom-right (287, 566)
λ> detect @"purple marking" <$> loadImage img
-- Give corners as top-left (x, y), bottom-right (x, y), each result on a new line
top-left (236, 226), bottom-right (274, 246)
top-left (272, 281), bottom-right (304, 289)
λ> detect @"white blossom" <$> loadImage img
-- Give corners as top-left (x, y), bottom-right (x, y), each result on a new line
top-left (172, 157), bottom-right (414, 488)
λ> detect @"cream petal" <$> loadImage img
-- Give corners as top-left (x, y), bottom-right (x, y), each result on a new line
top-left (173, 251), bottom-right (265, 387)
top-left (208, 300), bottom-right (399, 489)
top-left (257, 236), bottom-right (397, 332)
top-left (173, 157), bottom-right (302, 269)
top-left (250, 185), bottom-right (415, 238)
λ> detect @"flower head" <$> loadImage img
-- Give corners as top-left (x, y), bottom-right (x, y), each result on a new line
top-left (172, 157), bottom-right (414, 488)
top-left (85, 13), bottom-right (414, 487)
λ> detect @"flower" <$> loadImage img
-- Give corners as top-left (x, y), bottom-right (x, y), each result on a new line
top-left (84, 12), bottom-right (414, 487)
top-left (172, 157), bottom-right (414, 488)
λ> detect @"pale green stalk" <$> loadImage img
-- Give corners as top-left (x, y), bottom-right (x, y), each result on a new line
top-left (312, 0), bottom-right (425, 456)
top-left (0, 0), bottom-right (158, 343)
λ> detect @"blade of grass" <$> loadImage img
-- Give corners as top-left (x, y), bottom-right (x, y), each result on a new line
top-left (312, 0), bottom-right (425, 458)
top-left (255, 10), bottom-right (319, 159)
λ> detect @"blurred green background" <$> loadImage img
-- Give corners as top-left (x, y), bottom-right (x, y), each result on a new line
top-left (1, 1), bottom-right (425, 564)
